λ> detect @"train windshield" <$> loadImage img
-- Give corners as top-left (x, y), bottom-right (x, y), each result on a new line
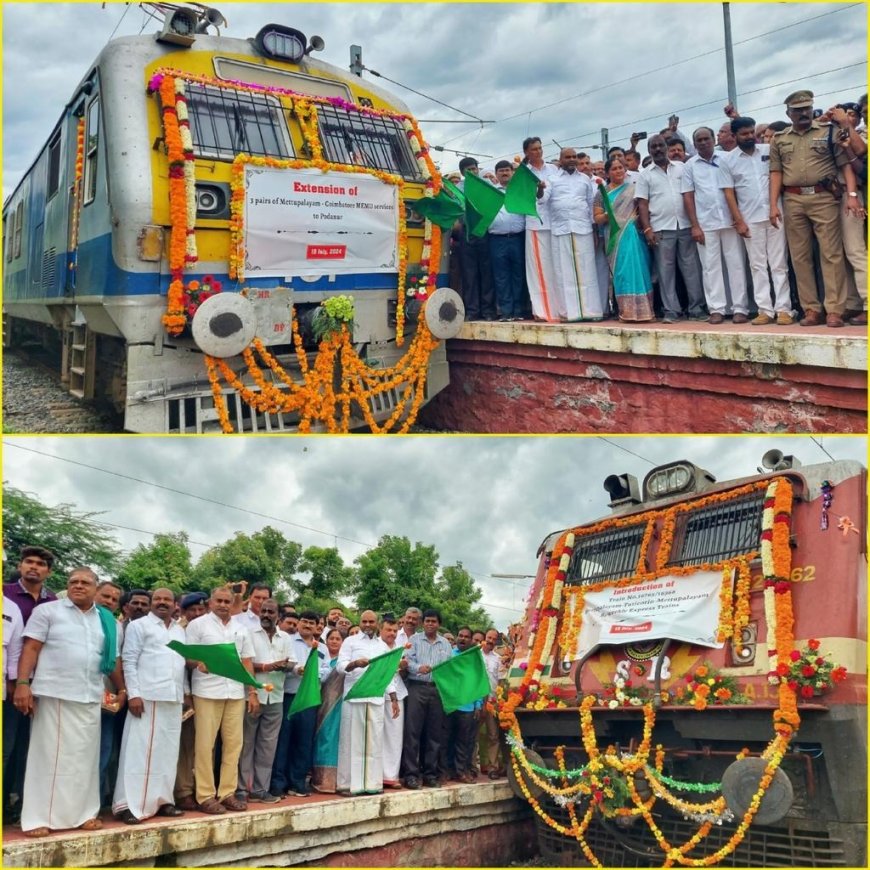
top-left (668, 489), bottom-right (767, 567)
top-left (566, 522), bottom-right (648, 585)
top-left (184, 82), bottom-right (293, 160)
top-left (316, 105), bottom-right (421, 180)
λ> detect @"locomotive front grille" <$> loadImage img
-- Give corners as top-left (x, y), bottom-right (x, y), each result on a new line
top-left (535, 805), bottom-right (848, 867)
top-left (566, 522), bottom-right (648, 585)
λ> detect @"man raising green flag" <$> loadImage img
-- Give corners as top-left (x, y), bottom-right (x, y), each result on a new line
top-left (430, 640), bottom-right (491, 715)
top-left (336, 611), bottom-right (403, 795)
top-left (454, 158), bottom-right (497, 322)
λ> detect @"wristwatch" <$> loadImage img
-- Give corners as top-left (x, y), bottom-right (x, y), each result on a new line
top-left (848, 192), bottom-right (859, 197)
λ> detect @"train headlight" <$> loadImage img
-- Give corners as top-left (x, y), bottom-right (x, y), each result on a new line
top-left (254, 25), bottom-right (308, 63)
top-left (191, 293), bottom-right (258, 358)
top-left (644, 462), bottom-right (694, 498)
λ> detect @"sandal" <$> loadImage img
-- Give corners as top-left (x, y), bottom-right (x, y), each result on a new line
top-left (24, 827), bottom-right (50, 838)
top-left (79, 818), bottom-right (102, 830)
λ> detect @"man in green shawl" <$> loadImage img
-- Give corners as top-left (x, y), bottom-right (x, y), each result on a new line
top-left (14, 567), bottom-right (124, 837)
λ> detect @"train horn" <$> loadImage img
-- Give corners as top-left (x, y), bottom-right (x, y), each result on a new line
top-left (305, 35), bottom-right (326, 54)
top-left (761, 450), bottom-right (801, 471)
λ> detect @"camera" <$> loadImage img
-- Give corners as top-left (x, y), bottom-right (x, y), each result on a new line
top-left (634, 131), bottom-right (648, 140)
top-left (231, 582), bottom-right (244, 594)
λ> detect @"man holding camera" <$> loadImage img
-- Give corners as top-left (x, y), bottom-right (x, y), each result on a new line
top-left (769, 90), bottom-right (861, 327)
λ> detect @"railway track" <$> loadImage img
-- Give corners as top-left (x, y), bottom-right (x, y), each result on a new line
top-left (2, 346), bottom-right (123, 434)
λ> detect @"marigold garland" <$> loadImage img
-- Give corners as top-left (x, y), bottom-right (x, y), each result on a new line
top-left (69, 116), bottom-right (86, 276)
top-left (149, 67), bottom-right (446, 432)
top-left (500, 476), bottom-right (801, 867)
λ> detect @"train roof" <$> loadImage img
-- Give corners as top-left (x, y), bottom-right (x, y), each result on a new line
top-left (4, 26), bottom-right (418, 210)
top-left (535, 456), bottom-right (866, 556)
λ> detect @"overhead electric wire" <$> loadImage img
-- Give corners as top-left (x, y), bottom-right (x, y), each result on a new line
top-left (106, 3), bottom-right (132, 40)
top-left (810, 437), bottom-right (837, 463)
top-left (494, 3), bottom-right (861, 124)
top-left (595, 437), bottom-right (658, 467)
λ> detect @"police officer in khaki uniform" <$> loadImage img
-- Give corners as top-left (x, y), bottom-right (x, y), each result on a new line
top-left (769, 90), bottom-right (862, 328)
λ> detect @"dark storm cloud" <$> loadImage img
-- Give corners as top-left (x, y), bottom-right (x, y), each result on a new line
top-left (4, 3), bottom-right (865, 195)
top-left (3, 436), bottom-right (865, 625)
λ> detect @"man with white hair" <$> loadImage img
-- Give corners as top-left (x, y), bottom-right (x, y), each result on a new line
top-left (336, 610), bottom-right (400, 794)
top-left (14, 567), bottom-right (124, 836)
top-left (113, 587), bottom-right (188, 823)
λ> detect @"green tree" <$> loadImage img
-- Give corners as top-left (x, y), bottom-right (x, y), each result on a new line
top-left (116, 532), bottom-right (193, 594)
top-left (352, 535), bottom-right (486, 631)
top-left (435, 563), bottom-right (490, 632)
top-left (191, 527), bottom-right (302, 598)
top-left (2, 484), bottom-right (122, 589)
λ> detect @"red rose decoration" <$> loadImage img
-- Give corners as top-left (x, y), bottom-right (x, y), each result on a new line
top-left (789, 650), bottom-right (801, 661)
top-left (801, 665), bottom-right (816, 677)
top-left (800, 685), bottom-right (814, 698)
top-left (807, 639), bottom-right (820, 651)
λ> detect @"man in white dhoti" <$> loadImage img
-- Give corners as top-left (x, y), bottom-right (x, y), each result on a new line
top-left (112, 587), bottom-right (188, 823)
top-left (13, 567), bottom-right (124, 837)
top-left (336, 610), bottom-right (400, 795)
top-left (379, 615), bottom-right (407, 788)
top-left (522, 136), bottom-right (561, 322)
top-left (540, 148), bottom-right (603, 321)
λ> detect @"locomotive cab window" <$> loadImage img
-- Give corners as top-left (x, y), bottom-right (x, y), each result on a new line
top-left (316, 105), bottom-right (420, 180)
top-left (566, 522), bottom-right (648, 585)
top-left (184, 82), bottom-right (292, 161)
top-left (84, 97), bottom-right (100, 205)
top-left (667, 489), bottom-right (767, 567)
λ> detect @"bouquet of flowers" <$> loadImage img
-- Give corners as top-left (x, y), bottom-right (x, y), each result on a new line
top-left (599, 674), bottom-right (653, 708)
top-left (182, 275), bottom-right (222, 318)
top-left (672, 662), bottom-right (747, 711)
top-left (577, 757), bottom-right (632, 816)
top-left (769, 639), bottom-right (847, 699)
top-left (312, 294), bottom-right (355, 341)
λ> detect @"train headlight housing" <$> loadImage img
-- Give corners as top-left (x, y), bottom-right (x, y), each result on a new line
top-left (156, 8), bottom-right (199, 47)
top-left (644, 462), bottom-right (694, 498)
top-left (254, 25), bottom-right (308, 63)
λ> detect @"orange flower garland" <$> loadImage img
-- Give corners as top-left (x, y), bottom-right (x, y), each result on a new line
top-left (499, 476), bottom-right (801, 867)
top-left (69, 116), bottom-right (86, 275)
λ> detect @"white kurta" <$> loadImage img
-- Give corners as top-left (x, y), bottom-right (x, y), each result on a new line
top-left (113, 613), bottom-right (188, 819)
top-left (21, 598), bottom-right (117, 832)
top-left (336, 633), bottom-right (398, 794)
top-left (525, 162), bottom-right (560, 321)
top-left (381, 641), bottom-right (408, 785)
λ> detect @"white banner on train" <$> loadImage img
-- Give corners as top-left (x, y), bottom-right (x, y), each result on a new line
top-left (571, 570), bottom-right (729, 661)
top-left (243, 166), bottom-right (399, 276)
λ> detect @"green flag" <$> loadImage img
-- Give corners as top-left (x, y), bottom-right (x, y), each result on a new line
top-left (431, 645), bottom-right (492, 714)
top-left (167, 640), bottom-right (264, 689)
top-left (441, 176), bottom-right (466, 208)
top-left (462, 171), bottom-right (505, 239)
top-left (288, 646), bottom-right (322, 717)
top-left (597, 185), bottom-right (622, 256)
top-left (409, 189), bottom-right (464, 230)
top-left (504, 163), bottom-right (540, 219)
top-left (344, 645), bottom-right (404, 702)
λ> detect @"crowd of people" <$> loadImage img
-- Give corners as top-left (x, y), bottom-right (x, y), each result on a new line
top-left (445, 89), bottom-right (867, 330)
top-left (2, 547), bottom-right (511, 837)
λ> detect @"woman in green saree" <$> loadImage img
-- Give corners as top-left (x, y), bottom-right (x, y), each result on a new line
top-left (311, 629), bottom-right (345, 793)
top-left (593, 157), bottom-right (654, 322)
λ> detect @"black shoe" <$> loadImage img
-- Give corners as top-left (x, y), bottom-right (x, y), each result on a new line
top-left (156, 803), bottom-right (184, 817)
top-left (115, 809), bottom-right (141, 825)
top-left (423, 776), bottom-right (440, 788)
top-left (404, 777), bottom-right (421, 789)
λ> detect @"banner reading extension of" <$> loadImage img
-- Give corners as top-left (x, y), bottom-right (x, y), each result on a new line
top-left (243, 166), bottom-right (400, 276)
top-left (570, 569), bottom-right (733, 662)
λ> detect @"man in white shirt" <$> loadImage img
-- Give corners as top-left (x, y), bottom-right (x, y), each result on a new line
top-left (238, 598), bottom-right (293, 803)
top-left (396, 607), bottom-right (421, 647)
top-left (521, 137), bottom-right (561, 322)
top-left (14, 567), bottom-right (124, 836)
top-left (336, 610), bottom-right (400, 795)
top-left (113, 587), bottom-right (188, 823)
top-left (2, 596), bottom-right (24, 703)
top-left (379, 615), bottom-right (407, 788)
top-left (682, 127), bottom-right (750, 325)
top-left (488, 161), bottom-right (528, 321)
top-left (539, 147), bottom-right (603, 322)
top-left (186, 585), bottom-right (257, 814)
top-left (636, 134), bottom-right (707, 323)
top-left (269, 609), bottom-right (331, 798)
top-left (479, 629), bottom-right (507, 779)
top-left (231, 583), bottom-right (270, 633)
top-left (719, 116), bottom-right (794, 325)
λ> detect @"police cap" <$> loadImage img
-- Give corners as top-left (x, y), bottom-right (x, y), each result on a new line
top-left (180, 591), bottom-right (208, 609)
top-left (784, 90), bottom-right (814, 109)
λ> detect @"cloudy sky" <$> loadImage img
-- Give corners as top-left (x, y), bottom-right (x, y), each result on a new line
top-left (3, 435), bottom-right (865, 626)
top-left (3, 2), bottom-right (866, 195)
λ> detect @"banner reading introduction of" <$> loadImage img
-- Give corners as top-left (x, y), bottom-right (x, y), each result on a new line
top-left (570, 570), bottom-right (732, 661)
top-left (243, 167), bottom-right (399, 277)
